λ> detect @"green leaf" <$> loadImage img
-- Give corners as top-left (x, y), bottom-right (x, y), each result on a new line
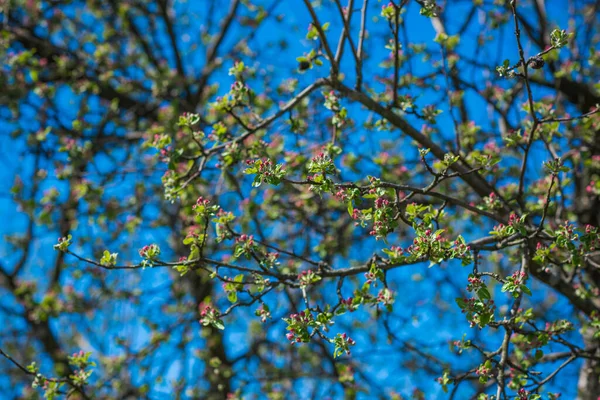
top-left (480, 313), bottom-right (490, 326)
top-left (535, 349), bottom-right (543, 360)
top-left (227, 291), bottom-right (238, 303)
top-left (347, 201), bottom-right (354, 217)
top-left (188, 245), bottom-right (199, 260)
top-left (477, 287), bottom-right (491, 301)
top-left (212, 320), bottom-right (225, 330)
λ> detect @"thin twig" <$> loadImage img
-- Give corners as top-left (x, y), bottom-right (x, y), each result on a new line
top-left (355, 0), bottom-right (368, 90)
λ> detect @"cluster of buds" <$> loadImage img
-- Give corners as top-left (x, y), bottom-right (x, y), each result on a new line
top-left (287, 311), bottom-right (313, 324)
top-left (517, 388), bottom-right (531, 400)
top-left (139, 244), bottom-right (160, 261)
top-left (582, 224), bottom-right (600, 251)
top-left (458, 297), bottom-right (496, 328)
top-left (544, 319), bottom-right (574, 336)
top-left (226, 392), bottom-right (242, 400)
top-left (244, 158), bottom-right (287, 187)
top-left (67, 350), bottom-right (94, 387)
top-left (252, 273), bottom-right (271, 292)
top-left (369, 220), bottom-right (388, 237)
top-left (406, 228), bottom-right (446, 256)
top-left (557, 221), bottom-right (577, 241)
top-left (298, 269), bottom-right (321, 288)
top-left (307, 151), bottom-right (336, 175)
top-left (533, 241), bottom-right (551, 265)
top-left (177, 112), bottom-right (201, 127)
top-left (200, 304), bottom-right (217, 317)
top-left (490, 218), bottom-right (523, 238)
top-left (339, 333), bottom-right (356, 345)
top-left (461, 297), bottom-right (495, 312)
top-left (70, 368), bottom-right (93, 387)
top-left (377, 288), bottom-right (395, 308)
top-left (333, 333), bottom-right (356, 357)
top-left (285, 330), bottom-right (301, 344)
top-left (322, 92), bottom-right (347, 127)
top-left (466, 275), bottom-right (484, 292)
top-left (69, 350), bottom-right (86, 362)
top-left (193, 196), bottom-right (210, 209)
top-left (482, 140), bottom-right (500, 155)
top-left (284, 311), bottom-right (314, 344)
top-left (62, 137), bottom-right (77, 151)
top-left (452, 238), bottom-right (472, 264)
top-left (386, 246), bottom-right (405, 261)
top-left (367, 189), bottom-right (396, 239)
top-left (54, 235), bottom-right (73, 252)
top-left (220, 275), bottom-right (242, 296)
top-left (214, 208), bottom-right (235, 242)
top-left (246, 158), bottom-right (271, 169)
top-left (475, 361), bottom-right (493, 380)
top-left (262, 252), bottom-right (280, 269)
top-left (192, 196), bottom-right (220, 222)
top-left (515, 332), bottom-right (543, 352)
top-left (507, 212), bottom-right (525, 229)
top-left (213, 81), bottom-right (251, 111)
top-left (482, 192), bottom-right (502, 210)
top-left (374, 196), bottom-right (390, 209)
top-left (380, 2), bottom-right (397, 20)
top-left (492, 223), bottom-right (505, 233)
top-left (334, 189), bottom-right (348, 201)
top-left (68, 349), bottom-right (93, 372)
top-left (199, 303), bottom-right (223, 329)
top-left (364, 270), bottom-right (377, 285)
top-left (340, 297), bottom-right (358, 312)
top-left (254, 305), bottom-right (271, 323)
top-left (585, 224), bottom-right (597, 235)
top-left (148, 133), bottom-right (172, 152)
top-left (236, 234), bottom-right (254, 246)
top-left (228, 61), bottom-right (245, 77)
top-left (510, 271), bottom-right (527, 286)
top-left (159, 148), bottom-right (170, 163)
top-left (186, 225), bottom-right (202, 239)
top-left (229, 81), bottom-right (250, 102)
top-left (451, 338), bottom-right (471, 353)
top-left (233, 234), bottom-right (257, 259)
top-left (323, 91), bottom-right (340, 112)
